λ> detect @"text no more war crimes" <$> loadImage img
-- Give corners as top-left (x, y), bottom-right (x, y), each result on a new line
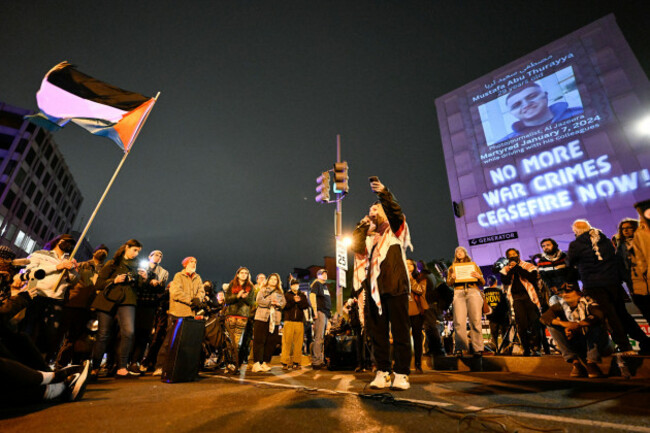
top-left (476, 140), bottom-right (650, 228)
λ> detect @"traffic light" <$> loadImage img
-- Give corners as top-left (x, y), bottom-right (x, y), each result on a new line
top-left (315, 171), bottom-right (330, 203)
top-left (333, 161), bottom-right (349, 193)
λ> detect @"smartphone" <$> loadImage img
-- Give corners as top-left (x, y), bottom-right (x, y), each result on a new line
top-left (368, 176), bottom-right (379, 183)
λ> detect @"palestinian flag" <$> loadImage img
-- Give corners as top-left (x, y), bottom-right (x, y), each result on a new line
top-left (27, 62), bottom-right (156, 153)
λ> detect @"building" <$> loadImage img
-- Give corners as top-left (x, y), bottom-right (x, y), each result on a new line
top-left (0, 101), bottom-right (83, 256)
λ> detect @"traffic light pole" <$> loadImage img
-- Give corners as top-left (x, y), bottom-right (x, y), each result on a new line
top-left (335, 134), bottom-right (343, 312)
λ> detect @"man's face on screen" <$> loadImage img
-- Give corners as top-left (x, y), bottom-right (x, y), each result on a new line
top-left (507, 86), bottom-right (549, 123)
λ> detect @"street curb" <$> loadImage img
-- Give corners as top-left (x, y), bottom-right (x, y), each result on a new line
top-left (427, 354), bottom-right (650, 378)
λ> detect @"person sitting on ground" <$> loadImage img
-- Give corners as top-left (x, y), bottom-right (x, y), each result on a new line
top-left (540, 283), bottom-right (612, 378)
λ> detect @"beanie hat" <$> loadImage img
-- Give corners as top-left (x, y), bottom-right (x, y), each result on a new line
top-left (182, 256), bottom-right (196, 268)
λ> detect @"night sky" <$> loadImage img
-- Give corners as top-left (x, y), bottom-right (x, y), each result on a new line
top-left (1, 1), bottom-right (648, 284)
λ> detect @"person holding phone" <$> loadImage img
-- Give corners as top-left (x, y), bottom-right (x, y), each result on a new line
top-left (351, 177), bottom-right (413, 390)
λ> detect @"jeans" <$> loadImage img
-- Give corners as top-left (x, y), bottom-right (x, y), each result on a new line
top-left (92, 306), bottom-right (136, 369)
top-left (547, 324), bottom-right (612, 363)
top-left (452, 288), bottom-right (484, 353)
top-left (311, 311), bottom-right (327, 366)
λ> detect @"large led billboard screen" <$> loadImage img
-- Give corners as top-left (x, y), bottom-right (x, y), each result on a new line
top-left (435, 15), bottom-right (650, 264)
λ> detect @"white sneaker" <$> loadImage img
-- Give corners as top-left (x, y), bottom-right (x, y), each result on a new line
top-left (252, 362), bottom-right (263, 373)
top-left (261, 362), bottom-right (271, 372)
top-left (391, 373), bottom-right (410, 390)
top-left (369, 370), bottom-right (391, 389)
top-left (152, 368), bottom-right (163, 376)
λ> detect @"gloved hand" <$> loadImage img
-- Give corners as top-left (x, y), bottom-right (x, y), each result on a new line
top-left (190, 297), bottom-right (202, 310)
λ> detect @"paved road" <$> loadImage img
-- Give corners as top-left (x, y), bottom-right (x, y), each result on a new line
top-left (2, 366), bottom-right (649, 433)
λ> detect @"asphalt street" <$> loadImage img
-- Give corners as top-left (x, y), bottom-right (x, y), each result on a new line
top-left (2, 363), bottom-right (649, 433)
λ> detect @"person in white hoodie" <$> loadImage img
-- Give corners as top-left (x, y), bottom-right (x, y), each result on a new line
top-left (24, 234), bottom-right (79, 363)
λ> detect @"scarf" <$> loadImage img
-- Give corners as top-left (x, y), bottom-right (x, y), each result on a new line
top-left (587, 228), bottom-right (604, 261)
top-left (353, 218), bottom-right (413, 315)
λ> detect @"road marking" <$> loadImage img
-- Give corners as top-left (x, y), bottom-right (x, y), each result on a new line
top-left (211, 374), bottom-right (650, 432)
top-left (331, 374), bottom-right (355, 392)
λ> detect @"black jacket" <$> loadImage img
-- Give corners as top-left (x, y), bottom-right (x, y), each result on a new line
top-left (283, 290), bottom-right (309, 322)
top-left (351, 188), bottom-right (409, 297)
top-left (567, 230), bottom-right (623, 289)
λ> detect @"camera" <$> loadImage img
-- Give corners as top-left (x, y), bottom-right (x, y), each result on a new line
top-left (492, 257), bottom-right (509, 274)
top-left (124, 272), bottom-right (138, 283)
top-left (19, 268), bottom-right (46, 282)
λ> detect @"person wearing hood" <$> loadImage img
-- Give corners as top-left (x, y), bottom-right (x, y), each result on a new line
top-left (23, 234), bottom-right (80, 363)
top-left (567, 219), bottom-right (650, 355)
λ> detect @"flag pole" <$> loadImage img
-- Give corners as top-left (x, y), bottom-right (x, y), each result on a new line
top-left (51, 92), bottom-right (160, 296)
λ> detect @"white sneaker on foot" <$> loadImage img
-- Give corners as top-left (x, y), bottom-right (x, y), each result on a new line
top-left (261, 362), bottom-right (271, 372)
top-left (391, 373), bottom-right (410, 390)
top-left (152, 368), bottom-right (163, 376)
top-left (369, 370), bottom-right (391, 389)
top-left (252, 362), bottom-right (263, 373)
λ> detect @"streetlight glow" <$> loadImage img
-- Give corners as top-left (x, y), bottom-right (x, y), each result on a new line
top-left (342, 236), bottom-right (352, 248)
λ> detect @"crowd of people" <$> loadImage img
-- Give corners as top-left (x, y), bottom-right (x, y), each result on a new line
top-left (0, 180), bottom-right (649, 404)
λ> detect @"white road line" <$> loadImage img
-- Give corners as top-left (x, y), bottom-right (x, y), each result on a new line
top-left (211, 374), bottom-right (650, 432)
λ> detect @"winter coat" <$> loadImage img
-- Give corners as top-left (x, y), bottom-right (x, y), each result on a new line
top-left (168, 271), bottom-right (205, 318)
top-left (254, 287), bottom-right (286, 323)
top-left (91, 258), bottom-right (142, 313)
top-left (567, 230), bottom-right (623, 289)
top-left (284, 290), bottom-right (309, 322)
top-left (631, 229), bottom-right (650, 296)
top-left (224, 282), bottom-right (255, 318)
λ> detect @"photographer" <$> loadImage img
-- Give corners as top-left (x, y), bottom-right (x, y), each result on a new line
top-left (130, 250), bottom-right (168, 374)
top-left (500, 248), bottom-right (542, 356)
top-left (23, 234), bottom-right (79, 363)
top-left (56, 244), bottom-right (109, 369)
top-left (153, 257), bottom-right (204, 375)
top-left (91, 239), bottom-right (147, 379)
